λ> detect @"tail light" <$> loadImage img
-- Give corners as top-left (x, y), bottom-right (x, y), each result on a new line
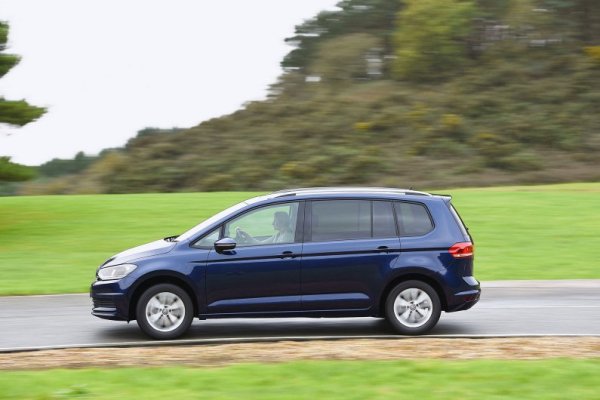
top-left (449, 242), bottom-right (474, 258)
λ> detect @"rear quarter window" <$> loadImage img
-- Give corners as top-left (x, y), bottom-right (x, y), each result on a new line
top-left (448, 203), bottom-right (471, 241)
top-left (394, 202), bottom-right (434, 236)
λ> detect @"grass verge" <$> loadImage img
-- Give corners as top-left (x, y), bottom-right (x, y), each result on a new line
top-left (0, 183), bottom-right (598, 295)
top-left (0, 359), bottom-right (598, 399)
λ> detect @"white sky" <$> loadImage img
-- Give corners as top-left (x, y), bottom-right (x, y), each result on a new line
top-left (0, 0), bottom-right (339, 165)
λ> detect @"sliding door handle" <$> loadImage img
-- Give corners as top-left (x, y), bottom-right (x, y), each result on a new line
top-left (280, 251), bottom-right (297, 259)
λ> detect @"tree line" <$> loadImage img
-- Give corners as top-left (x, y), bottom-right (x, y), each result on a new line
top-left (4, 0), bottom-right (600, 194)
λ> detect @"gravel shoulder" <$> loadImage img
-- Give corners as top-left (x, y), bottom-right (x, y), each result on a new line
top-left (1, 337), bottom-right (599, 370)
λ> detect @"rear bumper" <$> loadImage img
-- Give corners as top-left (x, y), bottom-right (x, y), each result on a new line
top-left (446, 289), bottom-right (480, 312)
top-left (445, 276), bottom-right (481, 312)
top-left (90, 280), bottom-right (130, 321)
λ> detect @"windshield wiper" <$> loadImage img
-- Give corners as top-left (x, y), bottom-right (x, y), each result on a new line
top-left (163, 235), bottom-right (179, 242)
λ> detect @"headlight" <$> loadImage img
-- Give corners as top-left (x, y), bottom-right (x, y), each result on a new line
top-left (97, 264), bottom-right (137, 280)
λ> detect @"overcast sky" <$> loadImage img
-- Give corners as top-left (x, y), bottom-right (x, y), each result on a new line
top-left (0, 0), bottom-right (339, 165)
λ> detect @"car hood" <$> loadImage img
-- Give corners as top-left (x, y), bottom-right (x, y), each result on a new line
top-left (104, 239), bottom-right (176, 266)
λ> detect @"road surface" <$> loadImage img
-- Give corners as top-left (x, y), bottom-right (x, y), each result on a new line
top-left (1, 280), bottom-right (599, 351)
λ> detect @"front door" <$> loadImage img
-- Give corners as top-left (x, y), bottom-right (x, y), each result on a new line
top-left (205, 201), bottom-right (303, 315)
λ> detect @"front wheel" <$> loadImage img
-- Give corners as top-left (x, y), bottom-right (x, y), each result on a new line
top-left (385, 280), bottom-right (441, 335)
top-left (136, 283), bottom-right (194, 340)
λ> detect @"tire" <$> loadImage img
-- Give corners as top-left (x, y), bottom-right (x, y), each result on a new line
top-left (385, 280), bottom-right (441, 335)
top-left (136, 283), bottom-right (194, 340)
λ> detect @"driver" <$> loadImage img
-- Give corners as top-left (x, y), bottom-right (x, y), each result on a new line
top-left (236, 211), bottom-right (293, 244)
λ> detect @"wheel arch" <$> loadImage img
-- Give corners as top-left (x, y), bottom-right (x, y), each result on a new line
top-left (128, 272), bottom-right (198, 321)
top-left (378, 272), bottom-right (448, 316)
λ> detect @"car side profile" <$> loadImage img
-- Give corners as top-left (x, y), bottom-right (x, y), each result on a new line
top-left (91, 187), bottom-right (480, 339)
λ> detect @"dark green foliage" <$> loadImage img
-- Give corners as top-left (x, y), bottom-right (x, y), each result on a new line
top-left (282, 0), bottom-right (403, 72)
top-left (393, 0), bottom-right (476, 81)
top-left (0, 98), bottom-right (46, 126)
top-left (0, 21), bottom-right (46, 183)
top-left (310, 33), bottom-right (381, 83)
top-left (0, 21), bottom-right (46, 126)
top-left (0, 21), bottom-right (7, 44)
top-left (0, 157), bottom-right (36, 182)
top-left (38, 152), bottom-right (98, 177)
top-left (0, 22), bottom-right (19, 78)
top-left (0, 53), bottom-right (19, 79)
top-left (542, 0), bottom-right (600, 43)
top-left (124, 127), bottom-right (186, 149)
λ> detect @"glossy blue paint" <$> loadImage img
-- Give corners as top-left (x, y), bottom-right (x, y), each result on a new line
top-left (90, 188), bottom-right (480, 325)
top-left (300, 237), bottom-right (400, 311)
top-left (205, 242), bottom-right (303, 313)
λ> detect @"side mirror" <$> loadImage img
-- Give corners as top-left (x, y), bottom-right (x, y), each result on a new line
top-left (214, 237), bottom-right (236, 253)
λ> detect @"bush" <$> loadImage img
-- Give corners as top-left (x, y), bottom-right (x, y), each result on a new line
top-left (497, 151), bottom-right (543, 172)
top-left (470, 132), bottom-right (519, 168)
top-left (584, 46), bottom-right (600, 65)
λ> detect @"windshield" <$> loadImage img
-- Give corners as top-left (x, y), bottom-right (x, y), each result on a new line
top-left (176, 201), bottom-right (248, 242)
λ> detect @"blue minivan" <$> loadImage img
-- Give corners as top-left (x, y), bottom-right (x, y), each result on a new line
top-left (91, 187), bottom-right (480, 339)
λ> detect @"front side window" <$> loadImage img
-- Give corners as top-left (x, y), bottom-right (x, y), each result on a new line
top-left (395, 202), bottom-right (434, 236)
top-left (224, 202), bottom-right (299, 247)
top-left (310, 200), bottom-right (371, 242)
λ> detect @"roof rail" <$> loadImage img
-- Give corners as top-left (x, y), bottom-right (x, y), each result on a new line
top-left (271, 187), bottom-right (432, 197)
top-left (431, 193), bottom-right (452, 199)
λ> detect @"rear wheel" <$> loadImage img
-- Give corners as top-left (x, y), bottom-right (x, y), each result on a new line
top-left (385, 280), bottom-right (441, 335)
top-left (136, 283), bottom-right (194, 340)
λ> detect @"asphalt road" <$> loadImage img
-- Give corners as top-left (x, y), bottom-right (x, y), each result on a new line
top-left (1, 280), bottom-right (599, 351)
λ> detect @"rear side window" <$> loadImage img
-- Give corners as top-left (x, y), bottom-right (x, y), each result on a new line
top-left (373, 201), bottom-right (397, 238)
top-left (309, 200), bottom-right (397, 242)
top-left (395, 202), bottom-right (433, 236)
top-left (311, 200), bottom-right (371, 241)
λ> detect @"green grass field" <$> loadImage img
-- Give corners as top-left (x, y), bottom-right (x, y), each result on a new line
top-left (0, 359), bottom-right (598, 399)
top-left (0, 183), bottom-right (598, 295)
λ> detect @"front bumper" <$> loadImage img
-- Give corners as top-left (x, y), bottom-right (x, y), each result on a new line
top-left (90, 279), bottom-right (130, 321)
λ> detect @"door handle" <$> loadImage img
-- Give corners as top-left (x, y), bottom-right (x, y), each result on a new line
top-left (280, 251), bottom-right (296, 259)
top-left (377, 246), bottom-right (390, 252)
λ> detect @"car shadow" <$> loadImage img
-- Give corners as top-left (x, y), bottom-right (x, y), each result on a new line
top-left (185, 317), bottom-right (396, 338)
top-left (97, 317), bottom-right (474, 342)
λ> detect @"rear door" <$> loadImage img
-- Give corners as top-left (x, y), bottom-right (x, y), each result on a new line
top-left (300, 199), bottom-right (400, 312)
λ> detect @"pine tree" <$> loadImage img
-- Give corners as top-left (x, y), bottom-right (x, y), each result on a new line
top-left (0, 21), bottom-right (46, 182)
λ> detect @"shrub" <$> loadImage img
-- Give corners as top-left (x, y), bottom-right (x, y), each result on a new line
top-left (354, 121), bottom-right (374, 131)
top-left (497, 151), bottom-right (543, 172)
top-left (584, 46), bottom-right (600, 65)
top-left (470, 132), bottom-right (519, 168)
